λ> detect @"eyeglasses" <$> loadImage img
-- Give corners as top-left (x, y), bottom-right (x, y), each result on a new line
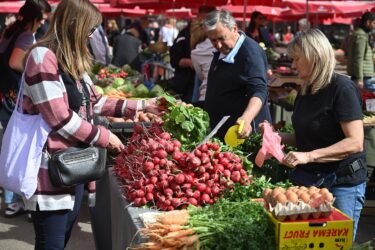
top-left (88, 26), bottom-right (98, 36)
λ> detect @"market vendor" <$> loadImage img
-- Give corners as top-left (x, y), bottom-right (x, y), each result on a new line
top-left (266, 29), bottom-right (367, 241)
top-left (203, 9), bottom-right (271, 140)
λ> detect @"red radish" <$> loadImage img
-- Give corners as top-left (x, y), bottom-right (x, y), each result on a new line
top-left (186, 189), bottom-right (194, 197)
top-left (145, 193), bottom-right (154, 201)
top-left (212, 186), bottom-right (220, 195)
top-left (197, 183), bottom-right (207, 192)
top-left (153, 157), bottom-right (161, 164)
top-left (164, 188), bottom-right (173, 196)
top-left (175, 174), bottom-right (186, 184)
top-left (143, 161), bottom-right (154, 172)
top-left (199, 144), bottom-right (208, 152)
top-left (157, 149), bottom-right (167, 159)
top-left (171, 198), bottom-right (180, 207)
top-left (134, 198), bottom-right (142, 206)
top-left (201, 194), bottom-right (210, 203)
top-left (160, 132), bottom-right (171, 140)
top-left (194, 149), bottom-right (202, 157)
top-left (197, 166), bottom-right (205, 174)
top-left (172, 140), bottom-right (181, 148)
top-left (210, 143), bottom-right (220, 151)
top-left (205, 187), bottom-right (212, 194)
top-left (182, 183), bottom-right (191, 190)
top-left (188, 198), bottom-right (198, 206)
top-left (223, 169), bottom-right (231, 178)
top-left (231, 171), bottom-right (241, 182)
top-left (191, 157), bottom-right (201, 168)
top-left (193, 190), bottom-right (201, 199)
top-left (159, 159), bottom-right (167, 166)
top-left (145, 184), bottom-right (154, 193)
top-left (150, 176), bottom-right (158, 184)
top-left (136, 190), bottom-right (145, 198)
top-left (172, 151), bottom-right (183, 161)
top-left (170, 182), bottom-right (180, 192)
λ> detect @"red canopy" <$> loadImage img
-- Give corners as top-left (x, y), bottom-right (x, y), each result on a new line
top-left (110, 0), bottom-right (228, 9)
top-left (94, 3), bottom-right (149, 17)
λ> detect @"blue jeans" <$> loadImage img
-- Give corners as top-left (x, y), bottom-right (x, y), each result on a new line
top-left (331, 182), bottom-right (366, 241)
top-left (31, 184), bottom-right (84, 250)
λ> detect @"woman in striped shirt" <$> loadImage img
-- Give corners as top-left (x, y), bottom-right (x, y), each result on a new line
top-left (21, 0), bottom-right (159, 248)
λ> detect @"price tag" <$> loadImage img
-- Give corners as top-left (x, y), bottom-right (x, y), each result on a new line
top-left (366, 99), bottom-right (375, 112)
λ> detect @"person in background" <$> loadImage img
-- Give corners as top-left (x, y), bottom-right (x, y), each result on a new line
top-left (112, 26), bottom-right (142, 71)
top-left (0, 0), bottom-right (45, 218)
top-left (246, 11), bottom-right (272, 48)
top-left (265, 29), bottom-right (366, 240)
top-left (33, 0), bottom-right (52, 40)
top-left (149, 20), bottom-right (160, 43)
top-left (139, 16), bottom-right (151, 48)
top-left (159, 17), bottom-right (178, 47)
top-left (296, 18), bottom-right (310, 36)
top-left (203, 9), bottom-right (271, 140)
top-left (169, 6), bottom-right (215, 103)
top-left (89, 25), bottom-right (110, 66)
top-left (347, 12), bottom-right (375, 91)
top-left (190, 18), bottom-right (215, 108)
top-left (106, 19), bottom-right (120, 47)
top-left (282, 25), bottom-right (294, 44)
top-left (21, 0), bottom-right (159, 248)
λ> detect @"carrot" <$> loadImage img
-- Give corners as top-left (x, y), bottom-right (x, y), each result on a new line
top-left (164, 229), bottom-right (195, 239)
top-left (180, 234), bottom-right (199, 247)
top-left (157, 210), bottom-right (189, 225)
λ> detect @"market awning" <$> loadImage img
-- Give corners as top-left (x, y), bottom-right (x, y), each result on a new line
top-left (109, 0), bottom-right (228, 9)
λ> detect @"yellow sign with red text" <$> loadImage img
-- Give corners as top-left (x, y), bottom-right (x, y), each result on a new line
top-left (270, 209), bottom-right (353, 250)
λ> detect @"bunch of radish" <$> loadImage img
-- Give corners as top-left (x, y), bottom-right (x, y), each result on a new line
top-left (113, 123), bottom-right (251, 211)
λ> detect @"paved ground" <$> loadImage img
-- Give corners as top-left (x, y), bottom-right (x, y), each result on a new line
top-left (0, 192), bottom-right (95, 250)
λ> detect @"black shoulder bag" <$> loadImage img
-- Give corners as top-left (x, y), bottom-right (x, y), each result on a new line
top-left (48, 77), bottom-right (106, 188)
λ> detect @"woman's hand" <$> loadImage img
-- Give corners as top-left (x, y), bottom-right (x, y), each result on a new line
top-left (236, 117), bottom-right (252, 139)
top-left (107, 132), bottom-right (124, 153)
top-left (283, 151), bottom-right (312, 168)
top-left (145, 98), bottom-right (161, 115)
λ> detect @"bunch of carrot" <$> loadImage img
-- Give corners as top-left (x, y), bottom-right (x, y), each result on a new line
top-left (130, 200), bottom-right (275, 250)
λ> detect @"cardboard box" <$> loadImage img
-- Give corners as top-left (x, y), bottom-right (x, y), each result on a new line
top-left (269, 209), bottom-right (353, 250)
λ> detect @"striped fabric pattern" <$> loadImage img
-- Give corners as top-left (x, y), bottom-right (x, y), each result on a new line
top-left (22, 47), bottom-right (142, 211)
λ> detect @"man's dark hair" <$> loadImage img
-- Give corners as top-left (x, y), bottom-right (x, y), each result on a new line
top-left (360, 12), bottom-right (375, 26)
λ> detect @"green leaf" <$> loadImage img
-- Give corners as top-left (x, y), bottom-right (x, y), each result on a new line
top-left (181, 121), bottom-right (194, 132)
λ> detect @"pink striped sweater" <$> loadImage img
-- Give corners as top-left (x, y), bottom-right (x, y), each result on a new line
top-left (22, 47), bottom-right (142, 211)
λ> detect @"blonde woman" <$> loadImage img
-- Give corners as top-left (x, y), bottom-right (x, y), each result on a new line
top-left (264, 29), bottom-right (366, 240)
top-left (21, 0), bottom-right (158, 248)
top-left (106, 18), bottom-right (119, 46)
top-left (159, 18), bottom-right (178, 47)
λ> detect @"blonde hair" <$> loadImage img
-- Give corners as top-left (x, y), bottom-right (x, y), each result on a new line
top-left (107, 19), bottom-right (118, 31)
top-left (28, 0), bottom-right (102, 80)
top-left (190, 19), bottom-right (206, 49)
top-left (287, 29), bottom-right (336, 95)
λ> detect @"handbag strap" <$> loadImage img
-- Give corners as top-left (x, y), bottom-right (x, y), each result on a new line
top-left (80, 78), bottom-right (92, 122)
top-left (14, 54), bottom-right (32, 113)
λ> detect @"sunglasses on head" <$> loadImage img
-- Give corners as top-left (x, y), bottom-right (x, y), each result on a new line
top-left (88, 26), bottom-right (98, 36)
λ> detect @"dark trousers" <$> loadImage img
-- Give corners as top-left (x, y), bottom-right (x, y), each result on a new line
top-left (31, 184), bottom-right (84, 250)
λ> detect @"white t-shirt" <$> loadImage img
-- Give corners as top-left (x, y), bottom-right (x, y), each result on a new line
top-left (159, 26), bottom-right (178, 47)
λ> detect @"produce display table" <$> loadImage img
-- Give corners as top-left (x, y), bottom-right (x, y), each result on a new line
top-left (268, 87), bottom-right (294, 123)
top-left (108, 167), bottom-right (154, 250)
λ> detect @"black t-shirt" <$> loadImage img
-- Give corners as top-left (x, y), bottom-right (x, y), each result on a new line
top-left (292, 73), bottom-right (367, 186)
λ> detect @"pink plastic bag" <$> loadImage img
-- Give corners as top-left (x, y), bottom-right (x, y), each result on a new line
top-left (255, 123), bottom-right (285, 167)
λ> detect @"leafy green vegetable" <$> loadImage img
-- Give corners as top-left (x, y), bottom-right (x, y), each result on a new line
top-left (187, 200), bottom-right (275, 250)
top-left (162, 104), bottom-right (210, 150)
top-left (238, 125), bottom-right (296, 183)
top-left (223, 176), bottom-right (293, 201)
